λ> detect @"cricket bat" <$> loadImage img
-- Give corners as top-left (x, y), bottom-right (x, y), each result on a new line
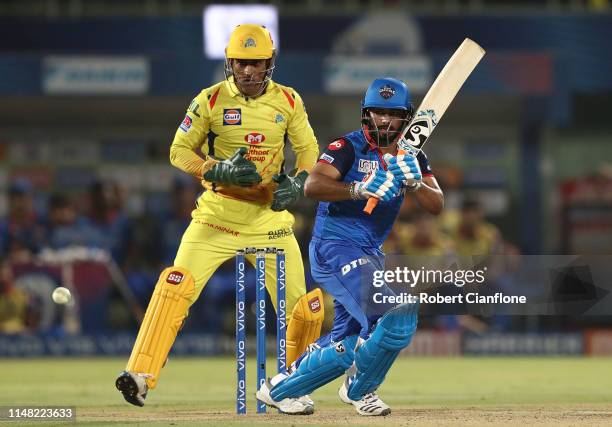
top-left (363, 38), bottom-right (485, 214)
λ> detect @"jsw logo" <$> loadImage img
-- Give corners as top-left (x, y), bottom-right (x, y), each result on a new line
top-left (341, 258), bottom-right (368, 275)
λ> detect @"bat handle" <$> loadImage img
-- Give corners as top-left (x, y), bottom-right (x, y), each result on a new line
top-left (363, 197), bottom-right (378, 215)
top-left (362, 149), bottom-right (406, 215)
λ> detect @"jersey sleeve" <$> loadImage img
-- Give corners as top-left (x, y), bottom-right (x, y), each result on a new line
top-left (416, 151), bottom-right (434, 177)
top-left (169, 90), bottom-right (212, 178)
top-left (285, 89), bottom-right (319, 173)
top-left (318, 138), bottom-right (355, 177)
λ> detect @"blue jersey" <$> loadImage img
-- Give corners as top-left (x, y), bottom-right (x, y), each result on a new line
top-left (311, 129), bottom-right (433, 249)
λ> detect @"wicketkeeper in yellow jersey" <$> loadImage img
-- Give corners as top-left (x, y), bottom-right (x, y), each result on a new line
top-left (115, 24), bottom-right (324, 411)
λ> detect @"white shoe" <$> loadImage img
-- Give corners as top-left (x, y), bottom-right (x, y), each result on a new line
top-left (338, 376), bottom-right (391, 416)
top-left (297, 394), bottom-right (314, 407)
top-left (255, 373), bottom-right (314, 415)
top-left (116, 371), bottom-right (150, 407)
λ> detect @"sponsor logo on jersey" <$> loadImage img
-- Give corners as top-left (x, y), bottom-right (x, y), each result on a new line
top-left (193, 220), bottom-right (240, 237)
top-left (341, 257), bottom-right (368, 275)
top-left (245, 132), bottom-right (265, 145)
top-left (223, 108), bottom-right (242, 125)
top-left (358, 159), bottom-right (379, 174)
top-left (328, 140), bottom-right (345, 151)
top-left (166, 271), bottom-right (184, 285)
top-left (268, 227), bottom-right (293, 240)
top-left (320, 153), bottom-right (334, 164)
top-left (379, 84), bottom-right (396, 100)
top-left (188, 99), bottom-right (201, 117)
top-left (308, 297), bottom-right (321, 313)
top-left (179, 114), bottom-right (192, 132)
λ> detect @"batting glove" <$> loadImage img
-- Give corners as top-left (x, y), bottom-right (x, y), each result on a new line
top-left (353, 168), bottom-right (401, 202)
top-left (385, 153), bottom-right (422, 190)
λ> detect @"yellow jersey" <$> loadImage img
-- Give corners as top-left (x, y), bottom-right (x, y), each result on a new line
top-left (169, 78), bottom-right (318, 204)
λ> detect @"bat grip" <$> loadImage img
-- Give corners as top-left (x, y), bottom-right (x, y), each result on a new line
top-left (362, 149), bottom-right (406, 215)
top-left (363, 197), bottom-right (378, 215)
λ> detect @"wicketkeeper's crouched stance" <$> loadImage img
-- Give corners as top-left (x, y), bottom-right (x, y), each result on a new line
top-left (256, 78), bottom-right (444, 416)
top-left (115, 24), bottom-right (323, 410)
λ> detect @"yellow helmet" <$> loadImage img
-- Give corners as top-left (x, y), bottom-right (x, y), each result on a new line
top-left (225, 24), bottom-right (275, 60)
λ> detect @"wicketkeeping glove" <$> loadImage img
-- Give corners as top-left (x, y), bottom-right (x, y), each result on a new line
top-left (354, 168), bottom-right (401, 202)
top-left (271, 170), bottom-right (308, 212)
top-left (385, 152), bottom-right (422, 191)
top-left (203, 147), bottom-right (262, 187)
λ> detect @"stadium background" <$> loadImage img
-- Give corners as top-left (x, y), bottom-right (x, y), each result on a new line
top-left (1, 0), bottom-right (612, 361)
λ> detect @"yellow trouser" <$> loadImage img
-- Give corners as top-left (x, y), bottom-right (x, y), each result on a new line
top-left (175, 191), bottom-right (306, 314)
top-left (126, 191), bottom-right (307, 388)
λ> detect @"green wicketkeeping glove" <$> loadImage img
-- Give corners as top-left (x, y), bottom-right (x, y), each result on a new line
top-left (271, 169), bottom-right (308, 212)
top-left (203, 147), bottom-right (262, 187)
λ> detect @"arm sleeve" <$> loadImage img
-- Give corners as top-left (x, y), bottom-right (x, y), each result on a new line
top-left (318, 139), bottom-right (355, 178)
top-left (286, 91), bottom-right (319, 173)
top-left (169, 91), bottom-right (214, 178)
top-left (416, 151), bottom-right (434, 177)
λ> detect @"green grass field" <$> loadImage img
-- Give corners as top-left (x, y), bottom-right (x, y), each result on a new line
top-left (1, 357), bottom-right (611, 426)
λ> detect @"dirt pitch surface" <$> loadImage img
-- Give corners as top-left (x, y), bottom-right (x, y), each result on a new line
top-left (1, 357), bottom-right (611, 426)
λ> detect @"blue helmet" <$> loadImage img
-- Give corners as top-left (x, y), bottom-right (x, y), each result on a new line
top-left (361, 77), bottom-right (414, 147)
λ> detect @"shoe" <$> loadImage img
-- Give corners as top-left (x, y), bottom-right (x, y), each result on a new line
top-left (297, 394), bottom-right (314, 407)
top-left (255, 373), bottom-right (314, 415)
top-left (338, 376), bottom-right (391, 416)
top-left (115, 371), bottom-right (150, 407)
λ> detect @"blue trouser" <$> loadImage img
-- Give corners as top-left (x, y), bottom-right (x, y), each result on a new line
top-left (309, 238), bottom-right (397, 342)
top-left (271, 238), bottom-right (418, 400)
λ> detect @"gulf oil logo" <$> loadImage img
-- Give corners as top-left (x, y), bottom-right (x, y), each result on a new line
top-left (245, 132), bottom-right (266, 145)
top-left (223, 108), bottom-right (242, 125)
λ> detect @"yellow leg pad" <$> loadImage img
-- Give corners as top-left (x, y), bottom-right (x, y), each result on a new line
top-left (286, 288), bottom-right (325, 366)
top-left (126, 267), bottom-right (195, 389)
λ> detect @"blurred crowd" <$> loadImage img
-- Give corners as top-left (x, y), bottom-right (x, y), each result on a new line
top-left (1, 176), bottom-right (514, 335)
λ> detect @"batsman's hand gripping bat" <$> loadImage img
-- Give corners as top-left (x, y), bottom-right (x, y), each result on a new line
top-left (364, 38), bottom-right (485, 214)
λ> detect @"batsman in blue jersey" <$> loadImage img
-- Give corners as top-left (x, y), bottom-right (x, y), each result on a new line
top-left (257, 77), bottom-right (444, 416)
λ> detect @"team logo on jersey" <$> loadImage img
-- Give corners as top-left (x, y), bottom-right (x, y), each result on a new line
top-left (379, 84), bottom-right (396, 100)
top-left (275, 113), bottom-right (284, 123)
top-left (245, 132), bottom-right (265, 145)
top-left (179, 114), bottom-right (192, 132)
top-left (166, 271), bottom-right (184, 285)
top-left (358, 159), bottom-right (379, 174)
top-left (320, 153), bottom-right (334, 164)
top-left (328, 140), bottom-right (345, 151)
top-left (244, 37), bottom-right (256, 48)
top-left (223, 109), bottom-right (242, 125)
